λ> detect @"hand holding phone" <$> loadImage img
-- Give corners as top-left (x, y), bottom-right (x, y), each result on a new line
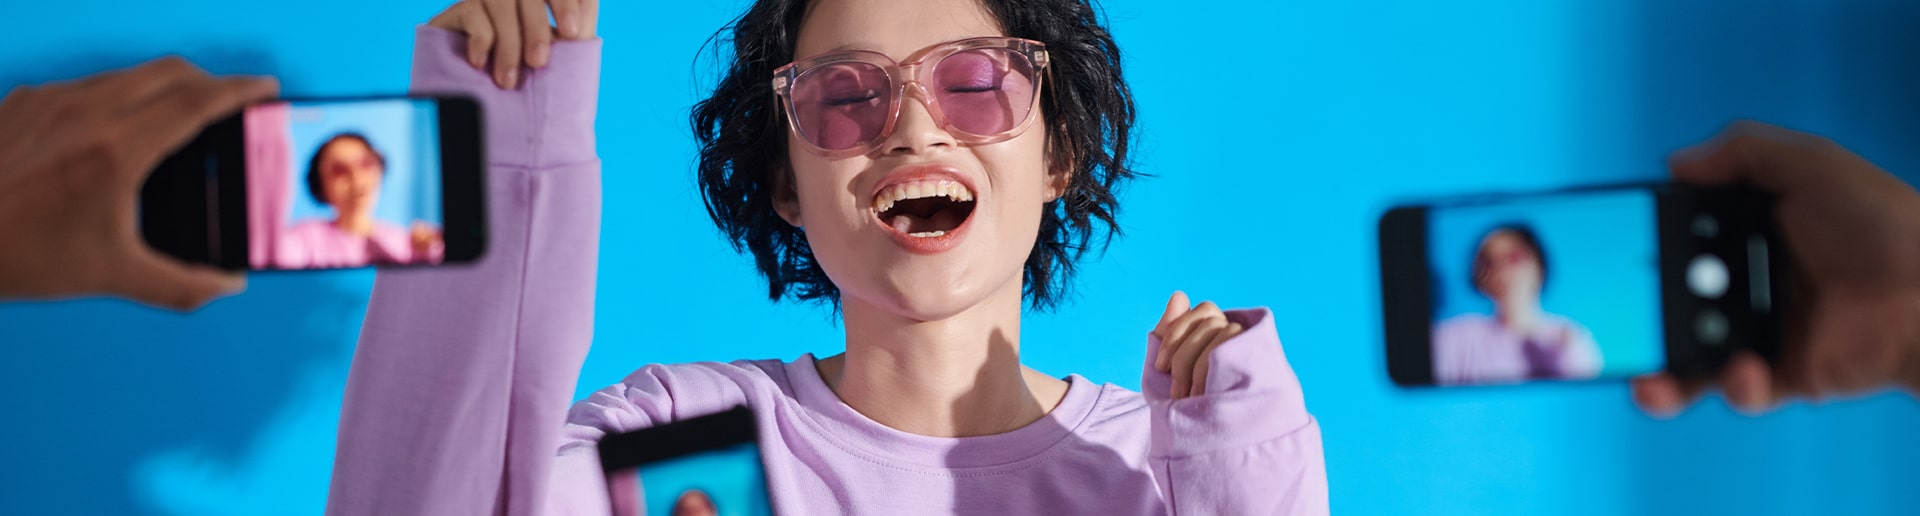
top-left (1635, 121), bottom-right (1920, 415)
top-left (0, 57), bottom-right (273, 310)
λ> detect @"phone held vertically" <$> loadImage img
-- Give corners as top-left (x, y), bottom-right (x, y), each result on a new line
top-left (1378, 183), bottom-right (1787, 387)
top-left (139, 95), bottom-right (486, 271)
top-left (599, 406), bottom-right (774, 516)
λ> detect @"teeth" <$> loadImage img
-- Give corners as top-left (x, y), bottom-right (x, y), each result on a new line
top-left (907, 230), bottom-right (947, 238)
top-left (871, 180), bottom-right (976, 213)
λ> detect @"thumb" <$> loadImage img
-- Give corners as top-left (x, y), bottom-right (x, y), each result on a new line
top-left (109, 249), bottom-right (246, 311)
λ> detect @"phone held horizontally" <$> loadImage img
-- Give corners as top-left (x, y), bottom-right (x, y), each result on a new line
top-left (1378, 183), bottom-right (1788, 388)
top-left (139, 95), bottom-right (486, 271)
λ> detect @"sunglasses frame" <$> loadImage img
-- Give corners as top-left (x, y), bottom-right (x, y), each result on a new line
top-left (771, 36), bottom-right (1050, 159)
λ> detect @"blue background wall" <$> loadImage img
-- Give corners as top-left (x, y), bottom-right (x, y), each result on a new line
top-left (2, 0), bottom-right (1918, 514)
top-left (1430, 191), bottom-right (1664, 378)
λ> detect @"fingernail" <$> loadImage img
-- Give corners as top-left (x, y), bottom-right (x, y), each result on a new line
top-left (562, 15), bottom-right (579, 38)
top-left (506, 69), bottom-right (518, 88)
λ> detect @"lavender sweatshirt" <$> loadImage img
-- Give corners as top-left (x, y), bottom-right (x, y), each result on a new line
top-left (326, 26), bottom-right (1328, 515)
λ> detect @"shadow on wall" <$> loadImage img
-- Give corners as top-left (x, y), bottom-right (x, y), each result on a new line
top-left (0, 48), bottom-right (365, 514)
top-left (1624, 1), bottom-right (1920, 514)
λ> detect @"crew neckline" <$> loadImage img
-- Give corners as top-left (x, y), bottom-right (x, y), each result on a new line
top-left (781, 353), bottom-right (1103, 471)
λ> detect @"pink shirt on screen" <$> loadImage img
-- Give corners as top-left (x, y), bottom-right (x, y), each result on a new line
top-left (1432, 313), bottom-right (1603, 385)
top-left (276, 219), bottom-right (441, 268)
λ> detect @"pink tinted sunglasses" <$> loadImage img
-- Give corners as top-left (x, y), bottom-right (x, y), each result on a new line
top-left (772, 37), bottom-right (1050, 158)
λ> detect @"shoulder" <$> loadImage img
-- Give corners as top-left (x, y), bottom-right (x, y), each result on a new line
top-left (1435, 313), bottom-right (1495, 336)
top-left (284, 220), bottom-right (333, 236)
top-left (566, 358), bottom-right (794, 436)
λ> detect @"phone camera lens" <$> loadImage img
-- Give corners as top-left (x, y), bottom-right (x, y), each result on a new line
top-left (1692, 214), bottom-right (1720, 238)
top-left (1695, 308), bottom-right (1730, 345)
top-left (1688, 254), bottom-right (1729, 299)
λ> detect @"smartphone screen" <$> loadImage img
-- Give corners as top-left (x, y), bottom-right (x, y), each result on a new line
top-left (606, 442), bottom-right (772, 516)
top-left (600, 407), bottom-right (773, 516)
top-left (1424, 189), bottom-right (1667, 385)
top-left (243, 99), bottom-right (446, 269)
top-left (140, 95), bottom-right (483, 271)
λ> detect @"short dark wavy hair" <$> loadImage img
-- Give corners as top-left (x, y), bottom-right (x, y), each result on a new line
top-left (1471, 223), bottom-right (1550, 293)
top-left (305, 132), bottom-right (385, 206)
top-left (692, 0), bottom-right (1138, 311)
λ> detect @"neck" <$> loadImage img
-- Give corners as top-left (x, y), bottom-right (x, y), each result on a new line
top-left (817, 281), bottom-right (1064, 438)
top-left (1496, 296), bottom-right (1541, 331)
top-left (334, 210), bottom-right (374, 236)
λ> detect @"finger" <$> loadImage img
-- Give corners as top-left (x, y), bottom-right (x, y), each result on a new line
top-left (520, 0), bottom-right (553, 68)
top-left (1154, 291), bottom-right (1192, 335)
top-left (1191, 322), bottom-right (1242, 397)
top-left (121, 75), bottom-right (279, 170)
top-left (577, 0), bottom-right (599, 39)
top-left (67, 57), bottom-right (205, 114)
top-left (481, 0), bottom-right (522, 88)
top-left (111, 249), bottom-right (246, 311)
top-left (549, 0), bottom-right (582, 39)
top-left (1156, 302), bottom-right (1224, 370)
top-left (1152, 292), bottom-right (1192, 370)
top-left (1668, 120), bottom-right (1832, 193)
top-left (1630, 373), bottom-right (1705, 418)
top-left (1719, 352), bottom-right (1778, 414)
top-left (1170, 320), bottom-right (1226, 399)
top-left (460, 6), bottom-right (496, 70)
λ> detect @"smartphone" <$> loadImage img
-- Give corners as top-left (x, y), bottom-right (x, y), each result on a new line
top-left (138, 95), bottom-right (486, 270)
top-left (1378, 183), bottom-right (1786, 387)
top-left (599, 406), bottom-right (774, 516)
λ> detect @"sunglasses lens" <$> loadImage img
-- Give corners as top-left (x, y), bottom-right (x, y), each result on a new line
top-left (790, 62), bottom-right (893, 152)
top-left (932, 48), bottom-right (1037, 137)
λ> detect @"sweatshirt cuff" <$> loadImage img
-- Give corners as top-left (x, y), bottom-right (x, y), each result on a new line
top-left (1143, 307), bottom-right (1315, 458)
top-left (411, 25), bottom-right (601, 169)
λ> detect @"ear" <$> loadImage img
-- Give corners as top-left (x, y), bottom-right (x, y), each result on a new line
top-left (771, 166), bottom-right (804, 228)
top-left (1044, 131), bottom-right (1075, 203)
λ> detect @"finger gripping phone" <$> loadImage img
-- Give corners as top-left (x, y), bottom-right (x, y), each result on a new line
top-left (1378, 183), bottom-right (1787, 387)
top-left (138, 95), bottom-right (486, 270)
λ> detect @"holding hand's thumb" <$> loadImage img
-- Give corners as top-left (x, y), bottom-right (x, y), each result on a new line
top-left (111, 250), bottom-right (245, 311)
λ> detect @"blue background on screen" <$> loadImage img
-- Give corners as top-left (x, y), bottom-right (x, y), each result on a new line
top-left (635, 444), bottom-right (772, 516)
top-left (283, 99), bottom-right (443, 226)
top-left (1429, 191), bottom-right (1664, 378)
top-left (3, 0), bottom-right (1920, 514)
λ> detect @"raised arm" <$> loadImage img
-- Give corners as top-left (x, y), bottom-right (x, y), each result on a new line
top-left (1145, 293), bottom-right (1329, 514)
top-left (326, 6), bottom-right (602, 515)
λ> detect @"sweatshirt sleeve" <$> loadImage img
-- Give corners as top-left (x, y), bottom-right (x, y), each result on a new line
top-left (325, 25), bottom-right (602, 516)
top-left (1142, 308), bottom-right (1329, 515)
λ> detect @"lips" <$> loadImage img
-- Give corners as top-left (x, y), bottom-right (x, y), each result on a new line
top-left (868, 164), bottom-right (979, 254)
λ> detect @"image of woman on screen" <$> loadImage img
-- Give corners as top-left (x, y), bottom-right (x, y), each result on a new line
top-left (275, 133), bottom-right (443, 268)
top-left (1433, 223), bottom-right (1602, 384)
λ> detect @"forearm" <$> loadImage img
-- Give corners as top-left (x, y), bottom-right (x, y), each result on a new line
top-left (327, 26), bottom-right (602, 516)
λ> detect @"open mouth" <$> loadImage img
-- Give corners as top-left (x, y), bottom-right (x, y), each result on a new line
top-left (872, 180), bottom-right (977, 238)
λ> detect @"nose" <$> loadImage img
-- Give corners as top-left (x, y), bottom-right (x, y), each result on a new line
top-left (880, 87), bottom-right (956, 156)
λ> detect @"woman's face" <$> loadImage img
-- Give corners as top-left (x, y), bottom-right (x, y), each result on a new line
top-left (1474, 230), bottom-right (1543, 303)
top-left (319, 138), bottom-right (384, 216)
top-left (778, 0), bottom-right (1063, 321)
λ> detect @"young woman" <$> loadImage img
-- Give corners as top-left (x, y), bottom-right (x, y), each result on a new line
top-left (328, 0), bottom-right (1326, 513)
top-left (1434, 224), bottom-right (1601, 384)
top-left (276, 133), bottom-right (443, 267)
